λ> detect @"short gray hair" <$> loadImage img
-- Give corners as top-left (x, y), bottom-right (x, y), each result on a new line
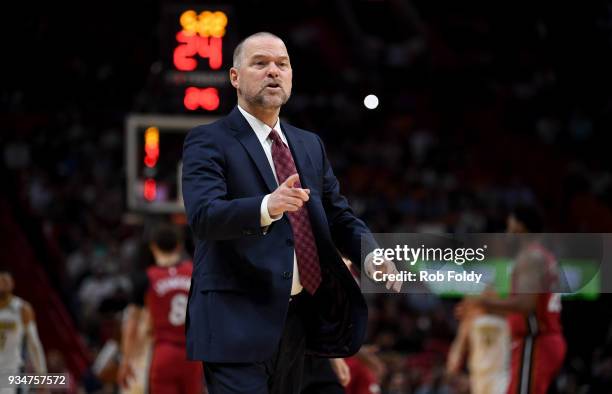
top-left (232, 32), bottom-right (285, 68)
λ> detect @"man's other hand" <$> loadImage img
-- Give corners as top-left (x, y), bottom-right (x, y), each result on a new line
top-left (364, 255), bottom-right (403, 293)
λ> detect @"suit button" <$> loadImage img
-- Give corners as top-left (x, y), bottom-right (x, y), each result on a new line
top-left (286, 239), bottom-right (294, 246)
top-left (282, 271), bottom-right (292, 279)
top-left (243, 229), bottom-right (254, 236)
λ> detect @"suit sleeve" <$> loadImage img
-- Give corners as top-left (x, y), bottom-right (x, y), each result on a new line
top-left (317, 136), bottom-right (378, 272)
top-left (182, 126), bottom-right (264, 240)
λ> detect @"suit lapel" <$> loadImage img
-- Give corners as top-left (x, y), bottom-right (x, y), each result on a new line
top-left (228, 107), bottom-right (278, 193)
top-left (227, 107), bottom-right (317, 193)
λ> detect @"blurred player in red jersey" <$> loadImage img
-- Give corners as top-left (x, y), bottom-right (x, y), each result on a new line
top-left (117, 224), bottom-right (203, 394)
top-left (457, 205), bottom-right (566, 394)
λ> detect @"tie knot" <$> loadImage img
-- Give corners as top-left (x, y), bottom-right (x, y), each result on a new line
top-left (268, 129), bottom-right (282, 144)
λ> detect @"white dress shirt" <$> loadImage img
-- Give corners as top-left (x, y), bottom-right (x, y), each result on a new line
top-left (237, 105), bottom-right (303, 295)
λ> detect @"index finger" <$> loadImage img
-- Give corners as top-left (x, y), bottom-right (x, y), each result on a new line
top-left (287, 187), bottom-right (310, 200)
top-left (282, 173), bottom-right (300, 188)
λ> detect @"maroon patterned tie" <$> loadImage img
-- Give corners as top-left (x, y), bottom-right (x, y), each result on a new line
top-left (269, 129), bottom-right (322, 294)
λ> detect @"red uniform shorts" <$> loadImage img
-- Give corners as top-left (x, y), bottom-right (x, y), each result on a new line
top-left (149, 342), bottom-right (203, 394)
top-left (508, 334), bottom-right (566, 394)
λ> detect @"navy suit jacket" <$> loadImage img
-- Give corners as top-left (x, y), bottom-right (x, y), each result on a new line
top-left (182, 107), bottom-right (376, 362)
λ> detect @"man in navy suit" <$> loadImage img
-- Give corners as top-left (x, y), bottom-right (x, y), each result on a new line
top-left (182, 32), bottom-right (400, 394)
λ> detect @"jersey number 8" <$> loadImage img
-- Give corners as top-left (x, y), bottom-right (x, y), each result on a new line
top-left (169, 294), bottom-right (188, 326)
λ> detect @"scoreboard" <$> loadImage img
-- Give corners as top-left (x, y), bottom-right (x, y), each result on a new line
top-left (126, 5), bottom-right (237, 213)
top-left (160, 5), bottom-right (237, 114)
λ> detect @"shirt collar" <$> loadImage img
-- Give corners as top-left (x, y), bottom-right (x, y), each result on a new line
top-left (237, 105), bottom-right (287, 145)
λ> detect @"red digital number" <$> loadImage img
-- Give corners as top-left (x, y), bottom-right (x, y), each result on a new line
top-left (174, 33), bottom-right (223, 71)
top-left (184, 87), bottom-right (220, 111)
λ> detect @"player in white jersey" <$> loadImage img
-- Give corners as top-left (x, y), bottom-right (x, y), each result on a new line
top-left (448, 299), bottom-right (510, 394)
top-left (0, 269), bottom-right (47, 393)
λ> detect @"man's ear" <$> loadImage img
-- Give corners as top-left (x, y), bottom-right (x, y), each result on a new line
top-left (229, 68), bottom-right (239, 88)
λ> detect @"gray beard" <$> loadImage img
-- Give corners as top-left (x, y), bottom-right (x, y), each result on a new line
top-left (239, 88), bottom-right (290, 108)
